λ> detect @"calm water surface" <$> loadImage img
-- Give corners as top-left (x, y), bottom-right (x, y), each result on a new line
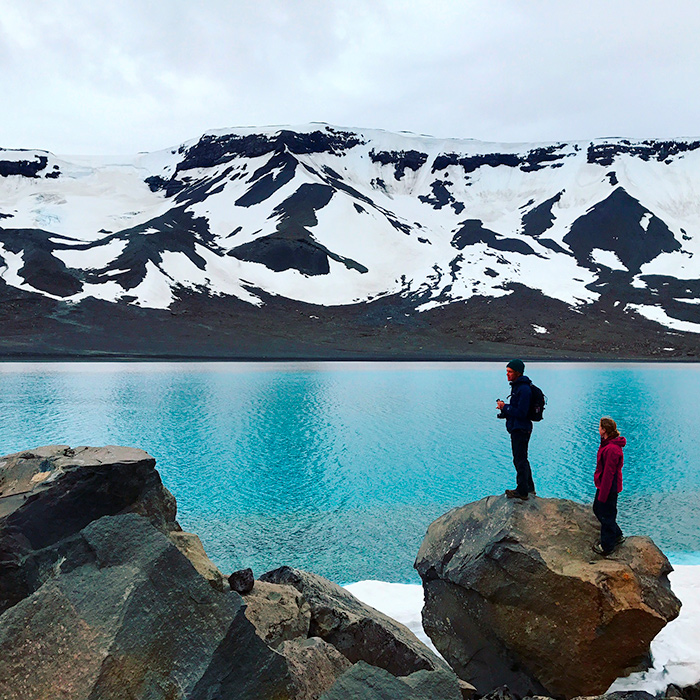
top-left (1, 362), bottom-right (698, 582)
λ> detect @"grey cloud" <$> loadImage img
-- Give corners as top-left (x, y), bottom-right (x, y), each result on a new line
top-left (0, 0), bottom-right (699, 153)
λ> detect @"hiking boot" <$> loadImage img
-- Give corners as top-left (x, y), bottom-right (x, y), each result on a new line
top-left (505, 489), bottom-right (528, 500)
top-left (592, 542), bottom-right (611, 556)
top-left (529, 489), bottom-right (537, 497)
top-left (616, 535), bottom-right (626, 545)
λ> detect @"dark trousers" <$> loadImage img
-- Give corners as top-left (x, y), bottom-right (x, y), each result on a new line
top-left (593, 485), bottom-right (623, 553)
top-left (511, 430), bottom-right (534, 496)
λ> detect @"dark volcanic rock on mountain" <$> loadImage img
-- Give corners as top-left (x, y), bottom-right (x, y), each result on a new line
top-left (414, 495), bottom-right (681, 699)
top-left (0, 153), bottom-right (48, 178)
top-left (230, 182), bottom-right (368, 276)
top-left (563, 188), bottom-right (681, 273)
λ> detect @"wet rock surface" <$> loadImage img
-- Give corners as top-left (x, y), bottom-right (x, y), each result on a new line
top-left (415, 495), bottom-right (682, 699)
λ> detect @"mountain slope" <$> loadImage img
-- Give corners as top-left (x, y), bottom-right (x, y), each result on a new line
top-left (1, 125), bottom-right (699, 358)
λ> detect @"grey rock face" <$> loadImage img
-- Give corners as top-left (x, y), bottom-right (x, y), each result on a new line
top-left (0, 444), bottom-right (180, 614)
top-left (171, 530), bottom-right (226, 591)
top-left (261, 565), bottom-right (449, 678)
top-left (415, 495), bottom-right (682, 699)
top-left (279, 636), bottom-right (352, 699)
top-left (0, 513), bottom-right (294, 700)
top-left (243, 579), bottom-right (312, 648)
top-left (401, 667), bottom-right (464, 700)
top-left (320, 661), bottom-right (462, 700)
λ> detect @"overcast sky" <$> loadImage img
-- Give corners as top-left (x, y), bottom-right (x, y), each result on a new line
top-left (1, 0), bottom-right (699, 154)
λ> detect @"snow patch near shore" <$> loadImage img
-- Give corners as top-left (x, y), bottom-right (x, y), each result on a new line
top-left (345, 580), bottom-right (437, 653)
top-left (608, 564), bottom-right (700, 694)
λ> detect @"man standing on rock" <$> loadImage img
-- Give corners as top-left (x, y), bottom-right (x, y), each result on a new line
top-left (496, 359), bottom-right (535, 500)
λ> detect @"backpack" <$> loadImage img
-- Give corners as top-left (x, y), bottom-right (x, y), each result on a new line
top-left (528, 384), bottom-right (546, 422)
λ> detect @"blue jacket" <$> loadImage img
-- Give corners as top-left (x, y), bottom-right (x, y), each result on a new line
top-left (501, 375), bottom-right (533, 433)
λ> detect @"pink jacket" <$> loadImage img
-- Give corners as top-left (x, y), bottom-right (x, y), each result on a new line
top-left (594, 435), bottom-right (626, 503)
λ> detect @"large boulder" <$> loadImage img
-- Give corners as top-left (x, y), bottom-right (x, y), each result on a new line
top-left (415, 495), bottom-right (682, 699)
top-left (0, 444), bottom-right (183, 614)
top-left (261, 565), bottom-right (450, 677)
top-left (0, 444), bottom-right (231, 611)
top-left (0, 512), bottom-right (294, 699)
top-left (0, 445), bottom-right (178, 539)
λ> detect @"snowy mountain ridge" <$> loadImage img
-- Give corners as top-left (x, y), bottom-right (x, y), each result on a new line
top-left (1, 124), bottom-right (700, 357)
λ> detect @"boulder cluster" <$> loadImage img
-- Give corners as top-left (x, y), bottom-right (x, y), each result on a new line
top-left (0, 445), bottom-right (464, 699)
top-left (0, 445), bottom-right (694, 700)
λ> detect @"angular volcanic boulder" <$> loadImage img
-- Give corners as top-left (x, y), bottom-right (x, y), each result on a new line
top-left (243, 579), bottom-right (312, 649)
top-left (261, 565), bottom-right (450, 678)
top-left (414, 495), bottom-right (681, 699)
top-left (0, 444), bottom-right (182, 613)
top-left (0, 512), bottom-right (294, 699)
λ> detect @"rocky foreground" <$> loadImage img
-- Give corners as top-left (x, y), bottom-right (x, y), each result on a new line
top-left (0, 445), bottom-right (464, 699)
top-left (0, 445), bottom-right (697, 700)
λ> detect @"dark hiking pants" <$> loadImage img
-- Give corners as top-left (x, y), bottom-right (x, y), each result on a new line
top-left (511, 429), bottom-right (534, 497)
top-left (593, 480), bottom-right (623, 553)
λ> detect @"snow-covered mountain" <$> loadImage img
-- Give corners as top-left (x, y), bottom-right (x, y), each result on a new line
top-left (1, 124), bottom-right (699, 358)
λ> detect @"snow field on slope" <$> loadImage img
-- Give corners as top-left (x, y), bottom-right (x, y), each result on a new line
top-left (625, 304), bottom-right (700, 334)
top-left (0, 161), bottom-right (171, 242)
top-left (159, 246), bottom-right (263, 306)
top-left (52, 239), bottom-right (127, 269)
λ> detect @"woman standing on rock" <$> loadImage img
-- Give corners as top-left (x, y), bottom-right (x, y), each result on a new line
top-left (593, 417), bottom-right (626, 556)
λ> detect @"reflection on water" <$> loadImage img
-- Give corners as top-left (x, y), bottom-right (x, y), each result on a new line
top-left (0, 362), bottom-right (698, 583)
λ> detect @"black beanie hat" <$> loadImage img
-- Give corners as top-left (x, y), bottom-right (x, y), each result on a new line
top-left (507, 359), bottom-right (525, 374)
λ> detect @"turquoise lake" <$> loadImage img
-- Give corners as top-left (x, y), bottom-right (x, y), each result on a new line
top-left (1, 362), bottom-right (699, 583)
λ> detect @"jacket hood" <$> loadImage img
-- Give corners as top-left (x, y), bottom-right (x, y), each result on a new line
top-left (602, 435), bottom-right (626, 448)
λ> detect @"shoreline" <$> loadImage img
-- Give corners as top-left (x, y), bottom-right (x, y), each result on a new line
top-left (1, 354), bottom-right (699, 363)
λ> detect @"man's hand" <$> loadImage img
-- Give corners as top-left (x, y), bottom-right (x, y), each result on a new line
top-left (496, 400), bottom-right (505, 411)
